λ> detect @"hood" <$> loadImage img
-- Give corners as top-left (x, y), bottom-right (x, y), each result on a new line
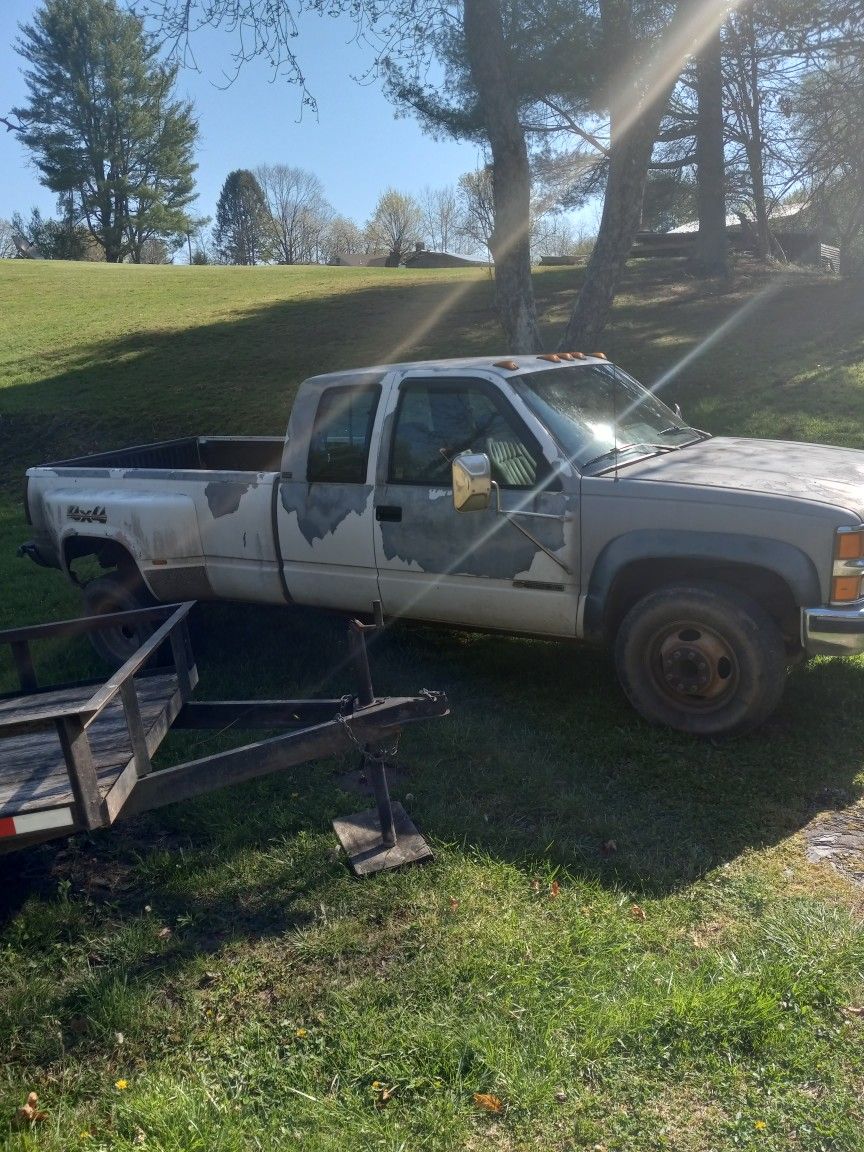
top-left (621, 436), bottom-right (864, 519)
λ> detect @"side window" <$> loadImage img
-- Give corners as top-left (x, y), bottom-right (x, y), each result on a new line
top-left (389, 380), bottom-right (542, 488)
top-left (307, 385), bottom-right (380, 483)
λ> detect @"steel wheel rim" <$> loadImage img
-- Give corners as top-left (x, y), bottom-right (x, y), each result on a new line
top-left (648, 618), bottom-right (740, 713)
top-left (102, 622), bottom-right (145, 663)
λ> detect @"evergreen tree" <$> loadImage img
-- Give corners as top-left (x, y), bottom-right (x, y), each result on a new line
top-left (13, 0), bottom-right (199, 264)
top-left (213, 170), bottom-right (273, 265)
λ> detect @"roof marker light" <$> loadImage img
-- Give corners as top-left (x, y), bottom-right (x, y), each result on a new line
top-left (592, 352), bottom-right (607, 359)
top-left (569, 351), bottom-right (586, 359)
top-left (493, 359), bottom-right (519, 370)
top-left (537, 353), bottom-right (561, 362)
top-left (558, 352), bottom-right (575, 361)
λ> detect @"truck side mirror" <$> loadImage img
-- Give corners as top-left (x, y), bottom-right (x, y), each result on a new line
top-left (452, 452), bottom-right (492, 512)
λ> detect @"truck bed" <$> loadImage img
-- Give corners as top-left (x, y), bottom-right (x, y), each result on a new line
top-left (44, 436), bottom-right (285, 474)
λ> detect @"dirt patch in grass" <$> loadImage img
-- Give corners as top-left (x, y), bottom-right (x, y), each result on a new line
top-left (805, 803), bottom-right (864, 888)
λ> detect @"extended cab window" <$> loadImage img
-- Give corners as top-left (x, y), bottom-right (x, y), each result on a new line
top-left (390, 380), bottom-right (542, 488)
top-left (307, 385), bottom-right (380, 483)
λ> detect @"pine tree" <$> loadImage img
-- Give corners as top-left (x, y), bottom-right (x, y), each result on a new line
top-left (13, 0), bottom-right (199, 263)
top-left (213, 170), bottom-right (273, 265)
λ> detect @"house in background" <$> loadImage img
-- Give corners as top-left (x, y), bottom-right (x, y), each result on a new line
top-left (633, 204), bottom-right (840, 271)
top-left (402, 243), bottom-right (488, 269)
top-left (328, 243), bottom-right (488, 269)
top-left (327, 252), bottom-right (389, 267)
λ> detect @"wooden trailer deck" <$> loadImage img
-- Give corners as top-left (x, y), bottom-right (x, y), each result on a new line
top-left (0, 672), bottom-right (181, 819)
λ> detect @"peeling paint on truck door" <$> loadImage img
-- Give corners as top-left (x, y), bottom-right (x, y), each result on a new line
top-left (277, 380), bottom-right (386, 613)
top-left (373, 373), bottom-right (579, 634)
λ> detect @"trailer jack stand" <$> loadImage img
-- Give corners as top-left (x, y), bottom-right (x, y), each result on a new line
top-left (332, 747), bottom-right (433, 876)
top-left (332, 606), bottom-right (434, 875)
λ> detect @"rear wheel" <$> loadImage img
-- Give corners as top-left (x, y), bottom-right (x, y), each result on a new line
top-left (614, 583), bottom-right (786, 737)
top-left (82, 574), bottom-right (156, 668)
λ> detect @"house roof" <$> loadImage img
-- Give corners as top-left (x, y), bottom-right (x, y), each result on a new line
top-left (667, 203), bottom-right (804, 234)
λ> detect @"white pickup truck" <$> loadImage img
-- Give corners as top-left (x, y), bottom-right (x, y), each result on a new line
top-left (21, 354), bottom-right (864, 736)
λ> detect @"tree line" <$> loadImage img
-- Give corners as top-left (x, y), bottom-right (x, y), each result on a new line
top-left (4, 0), bottom-right (862, 349)
top-left (201, 166), bottom-right (593, 266)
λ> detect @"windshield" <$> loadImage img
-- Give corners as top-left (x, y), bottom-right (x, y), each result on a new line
top-left (511, 363), bottom-right (702, 470)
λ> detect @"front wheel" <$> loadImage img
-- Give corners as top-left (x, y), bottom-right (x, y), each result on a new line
top-left (82, 574), bottom-right (156, 668)
top-left (614, 583), bottom-right (787, 737)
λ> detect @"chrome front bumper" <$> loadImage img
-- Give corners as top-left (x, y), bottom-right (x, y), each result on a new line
top-left (802, 602), bottom-right (864, 657)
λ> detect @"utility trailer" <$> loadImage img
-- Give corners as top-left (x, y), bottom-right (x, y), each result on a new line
top-left (0, 603), bottom-right (448, 874)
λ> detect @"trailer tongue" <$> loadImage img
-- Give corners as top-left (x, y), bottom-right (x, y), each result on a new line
top-left (0, 603), bottom-right (448, 875)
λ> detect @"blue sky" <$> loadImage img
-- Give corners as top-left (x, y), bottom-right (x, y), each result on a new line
top-left (0, 0), bottom-right (487, 240)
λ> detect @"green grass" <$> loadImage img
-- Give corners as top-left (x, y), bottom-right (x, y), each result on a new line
top-left (2, 258), bottom-right (864, 1151)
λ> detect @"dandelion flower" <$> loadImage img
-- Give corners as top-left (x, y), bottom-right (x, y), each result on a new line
top-left (295, 1028), bottom-right (307, 1039)
top-left (754, 1120), bottom-right (767, 1131)
top-left (115, 1079), bottom-right (128, 1091)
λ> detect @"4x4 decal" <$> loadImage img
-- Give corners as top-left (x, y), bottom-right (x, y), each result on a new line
top-left (68, 504), bottom-right (107, 524)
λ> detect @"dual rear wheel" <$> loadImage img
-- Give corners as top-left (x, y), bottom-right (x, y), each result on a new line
top-left (82, 574), bottom-right (157, 668)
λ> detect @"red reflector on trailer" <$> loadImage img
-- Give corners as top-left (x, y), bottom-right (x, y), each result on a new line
top-left (0, 808), bottom-right (74, 839)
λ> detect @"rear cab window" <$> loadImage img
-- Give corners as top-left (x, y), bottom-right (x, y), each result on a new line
top-left (307, 384), bottom-right (381, 483)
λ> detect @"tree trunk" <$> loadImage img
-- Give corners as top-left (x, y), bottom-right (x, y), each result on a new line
top-left (742, 8), bottom-right (771, 260)
top-left (558, 104), bottom-right (662, 350)
top-left (556, 0), bottom-right (689, 350)
top-left (463, 0), bottom-right (542, 352)
top-left (694, 26), bottom-right (727, 276)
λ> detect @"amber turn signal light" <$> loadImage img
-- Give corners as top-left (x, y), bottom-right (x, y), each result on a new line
top-left (832, 575), bottom-right (861, 602)
top-left (836, 531), bottom-right (864, 560)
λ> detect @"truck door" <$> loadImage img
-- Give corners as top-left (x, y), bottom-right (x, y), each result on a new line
top-left (277, 379), bottom-right (386, 613)
top-left (373, 375), bottom-right (578, 635)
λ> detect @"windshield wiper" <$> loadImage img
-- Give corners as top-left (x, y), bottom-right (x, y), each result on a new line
top-left (582, 440), bottom-right (683, 471)
top-left (657, 425), bottom-right (709, 441)
top-left (580, 443), bottom-right (639, 469)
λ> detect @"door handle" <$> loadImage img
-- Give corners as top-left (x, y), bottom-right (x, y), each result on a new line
top-left (376, 505), bottom-right (402, 522)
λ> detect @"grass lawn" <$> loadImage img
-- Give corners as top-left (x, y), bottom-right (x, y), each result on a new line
top-left (1, 258), bottom-right (864, 1151)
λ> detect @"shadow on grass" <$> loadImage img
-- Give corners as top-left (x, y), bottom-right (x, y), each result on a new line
top-left (4, 599), bottom-right (864, 918)
top-left (0, 272), bottom-right (501, 492)
top-left (2, 259), bottom-right (860, 491)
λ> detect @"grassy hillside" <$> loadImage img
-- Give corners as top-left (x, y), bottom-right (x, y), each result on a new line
top-left (1, 258), bottom-right (864, 1152)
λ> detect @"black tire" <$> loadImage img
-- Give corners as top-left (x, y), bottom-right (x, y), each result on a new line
top-left (82, 574), bottom-right (156, 669)
top-left (614, 583), bottom-right (786, 737)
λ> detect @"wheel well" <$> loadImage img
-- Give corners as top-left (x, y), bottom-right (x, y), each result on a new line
top-left (64, 538), bottom-right (142, 588)
top-left (604, 559), bottom-right (800, 644)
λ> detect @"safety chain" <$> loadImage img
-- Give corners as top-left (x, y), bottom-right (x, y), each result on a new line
top-left (335, 710), bottom-right (401, 763)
